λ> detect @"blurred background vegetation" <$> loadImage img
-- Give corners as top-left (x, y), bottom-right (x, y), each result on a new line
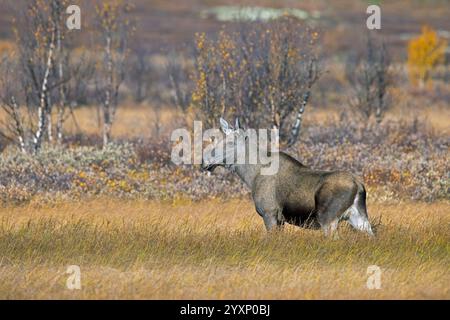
top-left (0, 0), bottom-right (448, 205)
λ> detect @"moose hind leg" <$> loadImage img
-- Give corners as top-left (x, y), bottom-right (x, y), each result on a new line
top-left (322, 218), bottom-right (339, 239)
top-left (315, 186), bottom-right (356, 238)
top-left (316, 204), bottom-right (346, 238)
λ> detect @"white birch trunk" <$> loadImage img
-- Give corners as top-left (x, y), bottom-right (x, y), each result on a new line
top-left (34, 27), bottom-right (56, 152)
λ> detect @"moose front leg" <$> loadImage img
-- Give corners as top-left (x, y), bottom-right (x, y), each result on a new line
top-left (257, 207), bottom-right (284, 232)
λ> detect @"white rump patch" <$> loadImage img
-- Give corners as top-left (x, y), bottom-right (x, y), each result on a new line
top-left (342, 195), bottom-right (374, 236)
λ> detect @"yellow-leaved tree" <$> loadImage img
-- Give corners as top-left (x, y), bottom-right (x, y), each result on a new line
top-left (407, 26), bottom-right (447, 88)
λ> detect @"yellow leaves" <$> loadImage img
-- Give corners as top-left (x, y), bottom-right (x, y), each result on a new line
top-left (287, 48), bottom-right (298, 59)
top-left (407, 25), bottom-right (447, 87)
top-left (190, 19), bottom-right (319, 128)
top-left (127, 169), bottom-right (150, 182)
top-left (96, 0), bottom-right (129, 33)
top-left (78, 171), bottom-right (87, 179)
top-left (107, 178), bottom-right (131, 193)
top-left (192, 71), bottom-right (207, 104)
top-left (364, 168), bottom-right (414, 188)
top-left (195, 32), bottom-right (206, 51)
top-left (74, 171), bottom-right (89, 190)
top-left (78, 181), bottom-right (87, 188)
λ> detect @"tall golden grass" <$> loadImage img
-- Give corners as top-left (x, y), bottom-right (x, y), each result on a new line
top-left (0, 199), bottom-right (448, 299)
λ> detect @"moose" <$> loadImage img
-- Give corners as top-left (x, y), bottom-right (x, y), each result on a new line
top-left (202, 118), bottom-right (374, 237)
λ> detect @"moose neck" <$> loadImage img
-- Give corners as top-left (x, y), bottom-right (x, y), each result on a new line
top-left (229, 133), bottom-right (264, 188)
top-left (232, 163), bottom-right (261, 188)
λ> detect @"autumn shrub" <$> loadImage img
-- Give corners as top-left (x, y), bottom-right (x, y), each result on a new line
top-left (407, 26), bottom-right (447, 88)
top-left (346, 35), bottom-right (391, 124)
top-left (0, 118), bottom-right (448, 205)
top-left (0, 143), bottom-right (247, 205)
top-left (296, 120), bottom-right (448, 202)
top-left (187, 16), bottom-right (320, 145)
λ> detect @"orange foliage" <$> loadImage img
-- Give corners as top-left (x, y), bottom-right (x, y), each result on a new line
top-left (407, 25), bottom-right (447, 87)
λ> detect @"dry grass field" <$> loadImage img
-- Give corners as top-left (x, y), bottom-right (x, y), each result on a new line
top-left (0, 0), bottom-right (448, 302)
top-left (60, 104), bottom-right (450, 139)
top-left (0, 198), bottom-right (448, 299)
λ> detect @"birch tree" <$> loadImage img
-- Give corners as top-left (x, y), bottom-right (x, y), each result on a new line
top-left (346, 35), bottom-right (391, 124)
top-left (95, 0), bottom-right (133, 147)
top-left (5, 0), bottom-right (58, 152)
top-left (0, 0), bottom-right (92, 152)
top-left (189, 17), bottom-right (320, 146)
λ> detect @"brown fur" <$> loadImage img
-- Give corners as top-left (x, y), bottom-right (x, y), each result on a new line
top-left (203, 119), bottom-right (374, 237)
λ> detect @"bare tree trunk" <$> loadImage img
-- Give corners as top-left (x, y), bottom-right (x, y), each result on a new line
top-left (375, 98), bottom-right (383, 124)
top-left (10, 96), bottom-right (26, 153)
top-left (55, 4), bottom-right (66, 145)
top-left (102, 35), bottom-right (113, 147)
top-left (288, 91), bottom-right (310, 146)
top-left (270, 96), bottom-right (280, 130)
top-left (288, 59), bottom-right (318, 147)
top-left (102, 90), bottom-right (112, 147)
top-left (47, 105), bottom-right (53, 143)
top-left (56, 107), bottom-right (64, 144)
top-left (34, 27), bottom-right (56, 152)
top-left (95, 2), bottom-right (130, 147)
top-left (103, 120), bottom-right (112, 147)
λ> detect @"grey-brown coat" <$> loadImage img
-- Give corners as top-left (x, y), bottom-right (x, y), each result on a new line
top-left (202, 118), bottom-right (374, 237)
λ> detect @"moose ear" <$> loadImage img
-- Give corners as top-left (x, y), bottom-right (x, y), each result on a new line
top-left (235, 118), bottom-right (240, 130)
top-left (220, 117), bottom-right (232, 135)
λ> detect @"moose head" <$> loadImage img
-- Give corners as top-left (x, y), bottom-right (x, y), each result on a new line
top-left (201, 117), bottom-right (245, 172)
